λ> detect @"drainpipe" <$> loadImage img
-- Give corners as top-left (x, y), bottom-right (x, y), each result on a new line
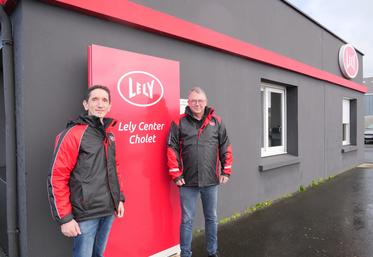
top-left (0, 5), bottom-right (19, 257)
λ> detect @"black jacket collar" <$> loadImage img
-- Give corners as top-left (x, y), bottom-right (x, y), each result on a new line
top-left (67, 115), bottom-right (116, 129)
top-left (184, 106), bottom-right (214, 122)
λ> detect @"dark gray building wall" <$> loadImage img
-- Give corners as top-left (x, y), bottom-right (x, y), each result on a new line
top-left (0, 70), bottom-right (7, 254)
top-left (324, 86), bottom-right (362, 173)
top-left (132, 0), bottom-right (363, 82)
top-left (10, 1), bottom-right (364, 256)
top-left (0, 2), bottom-right (23, 250)
top-left (363, 77), bottom-right (373, 93)
top-left (0, 72), bottom-right (4, 171)
top-left (0, 179), bottom-right (6, 255)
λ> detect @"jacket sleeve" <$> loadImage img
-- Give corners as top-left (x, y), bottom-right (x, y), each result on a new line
top-left (167, 121), bottom-right (183, 181)
top-left (218, 120), bottom-right (233, 176)
top-left (115, 148), bottom-right (125, 203)
top-left (47, 127), bottom-right (82, 225)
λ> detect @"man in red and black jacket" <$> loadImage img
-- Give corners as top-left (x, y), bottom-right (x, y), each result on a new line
top-left (167, 87), bottom-right (233, 257)
top-left (47, 85), bottom-right (124, 257)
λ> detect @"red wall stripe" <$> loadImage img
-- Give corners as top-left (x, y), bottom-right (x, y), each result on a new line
top-left (49, 0), bottom-right (367, 93)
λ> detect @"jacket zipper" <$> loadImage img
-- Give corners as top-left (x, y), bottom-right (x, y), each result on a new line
top-left (196, 111), bottom-right (213, 186)
top-left (104, 137), bottom-right (117, 210)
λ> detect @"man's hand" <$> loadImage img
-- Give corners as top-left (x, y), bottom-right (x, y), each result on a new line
top-left (219, 175), bottom-right (229, 184)
top-left (61, 219), bottom-right (81, 237)
top-left (116, 201), bottom-right (124, 218)
top-left (175, 178), bottom-right (185, 186)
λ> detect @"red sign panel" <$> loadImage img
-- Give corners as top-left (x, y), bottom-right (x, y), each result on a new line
top-left (88, 44), bottom-right (180, 257)
top-left (339, 44), bottom-right (359, 79)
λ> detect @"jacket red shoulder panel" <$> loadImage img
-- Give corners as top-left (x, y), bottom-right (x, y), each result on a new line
top-left (47, 125), bottom-right (88, 224)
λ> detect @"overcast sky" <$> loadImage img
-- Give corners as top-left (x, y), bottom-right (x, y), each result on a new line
top-left (287, 0), bottom-right (373, 78)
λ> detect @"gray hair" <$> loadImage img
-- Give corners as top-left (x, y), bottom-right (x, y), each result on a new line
top-left (188, 87), bottom-right (207, 99)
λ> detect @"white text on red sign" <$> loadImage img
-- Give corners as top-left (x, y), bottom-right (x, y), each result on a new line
top-left (117, 121), bottom-right (165, 144)
top-left (128, 77), bottom-right (154, 99)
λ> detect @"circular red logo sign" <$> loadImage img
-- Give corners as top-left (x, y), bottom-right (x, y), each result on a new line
top-left (339, 44), bottom-right (359, 79)
top-left (117, 71), bottom-right (164, 107)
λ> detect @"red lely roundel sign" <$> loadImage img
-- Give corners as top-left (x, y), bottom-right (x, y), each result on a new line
top-left (117, 70), bottom-right (164, 107)
top-left (339, 44), bottom-right (359, 79)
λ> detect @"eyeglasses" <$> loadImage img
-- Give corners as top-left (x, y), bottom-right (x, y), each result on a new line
top-left (189, 99), bottom-right (206, 105)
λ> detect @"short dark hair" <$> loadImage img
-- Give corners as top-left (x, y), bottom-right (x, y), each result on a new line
top-left (85, 85), bottom-right (111, 103)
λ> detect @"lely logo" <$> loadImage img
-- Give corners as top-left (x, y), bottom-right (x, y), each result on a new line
top-left (339, 44), bottom-right (359, 79)
top-left (117, 71), bottom-right (164, 107)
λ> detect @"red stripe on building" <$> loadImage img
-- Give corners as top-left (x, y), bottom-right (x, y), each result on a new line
top-left (49, 0), bottom-right (367, 93)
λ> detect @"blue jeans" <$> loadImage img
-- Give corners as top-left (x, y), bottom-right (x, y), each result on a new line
top-left (180, 185), bottom-right (218, 257)
top-left (73, 215), bottom-right (115, 257)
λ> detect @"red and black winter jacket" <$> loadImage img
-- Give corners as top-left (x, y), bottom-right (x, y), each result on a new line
top-left (167, 106), bottom-right (233, 187)
top-left (47, 115), bottom-right (125, 225)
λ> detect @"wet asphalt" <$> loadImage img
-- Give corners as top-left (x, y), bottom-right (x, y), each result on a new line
top-left (192, 158), bottom-right (373, 256)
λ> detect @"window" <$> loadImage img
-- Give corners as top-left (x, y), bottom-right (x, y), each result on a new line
top-left (261, 84), bottom-right (286, 157)
top-left (180, 99), bottom-right (188, 114)
top-left (342, 98), bottom-right (351, 146)
top-left (342, 98), bottom-right (357, 147)
top-left (364, 94), bottom-right (373, 116)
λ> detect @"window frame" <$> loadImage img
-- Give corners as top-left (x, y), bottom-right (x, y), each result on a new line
top-left (261, 83), bottom-right (287, 157)
top-left (342, 98), bottom-right (351, 146)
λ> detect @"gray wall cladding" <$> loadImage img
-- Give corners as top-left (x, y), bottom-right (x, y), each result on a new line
top-left (132, 0), bottom-right (363, 81)
top-left (0, 72), bottom-right (5, 171)
top-left (12, 1), bottom-right (364, 256)
top-left (0, 72), bottom-right (7, 252)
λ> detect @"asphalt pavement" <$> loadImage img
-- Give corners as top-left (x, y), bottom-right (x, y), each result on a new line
top-left (192, 154), bottom-right (373, 256)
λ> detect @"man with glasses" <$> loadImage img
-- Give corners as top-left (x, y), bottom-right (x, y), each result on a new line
top-left (167, 87), bottom-right (233, 257)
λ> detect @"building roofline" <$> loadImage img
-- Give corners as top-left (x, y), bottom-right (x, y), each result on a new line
top-left (281, 0), bottom-right (364, 56)
top-left (363, 77), bottom-right (373, 83)
top-left (47, 0), bottom-right (367, 93)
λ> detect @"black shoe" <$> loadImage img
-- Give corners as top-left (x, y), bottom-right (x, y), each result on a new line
top-left (208, 253), bottom-right (219, 257)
